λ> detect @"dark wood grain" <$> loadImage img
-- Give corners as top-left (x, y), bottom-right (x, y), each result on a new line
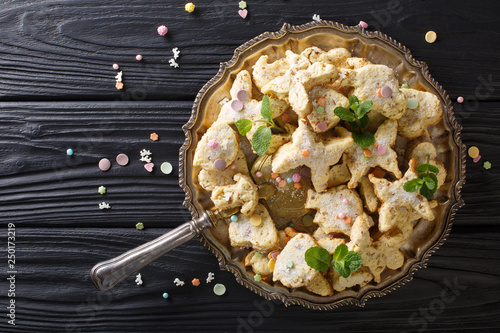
top-left (0, 0), bottom-right (499, 332)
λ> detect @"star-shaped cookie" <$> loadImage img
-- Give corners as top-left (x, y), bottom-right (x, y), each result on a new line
top-left (368, 158), bottom-right (435, 232)
top-left (406, 140), bottom-right (447, 188)
top-left (272, 119), bottom-right (354, 192)
top-left (336, 119), bottom-right (402, 189)
top-left (300, 46), bottom-right (352, 68)
top-left (307, 85), bottom-right (349, 133)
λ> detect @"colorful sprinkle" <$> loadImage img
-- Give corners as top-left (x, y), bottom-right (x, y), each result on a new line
top-left (483, 161), bottom-right (491, 170)
top-left (278, 179), bottom-right (287, 188)
top-left (236, 89), bottom-right (249, 102)
top-left (213, 158), bottom-right (226, 171)
top-left (239, 1), bottom-right (247, 9)
top-left (317, 121), bottom-right (327, 132)
top-left (192, 278), bottom-right (200, 287)
top-left (136, 222), bottom-right (144, 230)
top-left (344, 216), bottom-right (352, 224)
top-left (213, 283), bottom-right (226, 296)
top-left (230, 163), bottom-right (236, 170)
top-left (144, 163), bottom-right (154, 172)
top-left (160, 162), bottom-right (173, 174)
top-left (206, 272), bottom-right (215, 283)
top-left (157, 25), bottom-right (168, 36)
top-left (292, 173), bottom-right (301, 183)
top-left (112, 64), bottom-right (119, 70)
top-left (275, 176), bottom-right (282, 183)
top-left (286, 260), bottom-right (294, 268)
top-left (407, 98), bottom-right (419, 109)
top-left (457, 96), bottom-right (464, 103)
top-left (473, 155), bottom-right (481, 163)
top-left (425, 31), bottom-right (437, 43)
top-left (267, 258), bottom-right (275, 270)
top-left (401, 83), bottom-right (410, 89)
top-left (185, 2), bottom-right (195, 13)
top-left (316, 97), bottom-right (326, 106)
top-left (286, 177), bottom-right (293, 184)
top-left (300, 166), bottom-right (311, 179)
top-left (376, 88), bottom-right (382, 97)
top-left (363, 149), bottom-right (372, 158)
top-left (255, 252), bottom-right (264, 258)
top-left (230, 214), bottom-right (238, 222)
top-left (270, 251), bottom-right (280, 261)
top-left (254, 274), bottom-right (262, 282)
top-left (98, 158), bottom-right (111, 171)
top-left (359, 20), bottom-right (368, 29)
top-left (381, 86), bottom-right (393, 98)
top-left (250, 214), bottom-right (262, 227)
top-left (342, 198), bottom-right (349, 204)
top-left (362, 155), bottom-right (370, 161)
top-left (468, 146), bottom-right (479, 159)
top-left (337, 212), bottom-right (346, 219)
top-left (208, 139), bottom-right (219, 149)
top-left (136, 54), bottom-right (143, 61)
top-left (238, 9), bottom-right (248, 19)
top-left (316, 105), bottom-right (325, 114)
top-left (66, 148), bottom-right (74, 156)
top-left (301, 149), bottom-right (310, 157)
top-left (115, 81), bottom-right (124, 90)
top-left (230, 99), bottom-right (243, 112)
top-left (271, 172), bottom-right (280, 179)
top-left (150, 132), bottom-right (159, 141)
top-left (98, 186), bottom-right (106, 195)
top-left (294, 182), bottom-right (302, 189)
top-left (302, 214), bottom-right (314, 226)
top-left (116, 153), bottom-right (129, 166)
top-left (377, 145), bottom-right (387, 155)
top-left (162, 292), bottom-right (169, 299)
top-left (255, 171), bottom-right (263, 177)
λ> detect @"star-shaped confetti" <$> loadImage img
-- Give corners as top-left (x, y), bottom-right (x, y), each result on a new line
top-left (98, 186), bottom-right (107, 195)
top-left (272, 119), bottom-right (353, 192)
top-left (239, 1), bottom-right (247, 9)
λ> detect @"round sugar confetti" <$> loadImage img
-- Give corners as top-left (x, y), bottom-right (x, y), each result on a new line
top-left (213, 283), bottom-right (226, 296)
top-left (292, 173), bottom-right (301, 183)
top-left (162, 292), bottom-right (169, 299)
top-left (425, 31), bottom-right (437, 43)
top-left (337, 212), bottom-right (346, 219)
top-left (66, 148), bottom-right (74, 156)
top-left (236, 89), bottom-right (249, 102)
top-left (213, 159), bottom-right (226, 171)
top-left (468, 146), bottom-right (479, 159)
top-left (230, 214), bottom-right (238, 222)
top-left (112, 64), bottom-right (119, 70)
top-left (381, 86), bottom-right (393, 98)
top-left (157, 25), bottom-right (168, 36)
top-left (407, 98), bottom-right (419, 109)
top-left (161, 162), bottom-right (173, 174)
top-left (286, 177), bottom-right (293, 184)
top-left (230, 99), bottom-right (243, 112)
top-left (98, 158), bottom-right (111, 171)
top-left (342, 198), bottom-right (349, 204)
top-left (255, 171), bottom-right (263, 178)
top-left (316, 97), bottom-right (326, 106)
top-left (457, 96), bottom-right (464, 103)
top-left (275, 177), bottom-right (282, 183)
top-left (250, 214), bottom-right (262, 227)
top-left (302, 214), bottom-right (314, 226)
top-left (136, 54), bottom-right (143, 61)
top-left (116, 153), bottom-right (129, 166)
top-left (300, 166), bottom-right (311, 179)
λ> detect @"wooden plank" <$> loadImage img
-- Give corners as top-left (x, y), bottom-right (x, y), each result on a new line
top-left (0, 0), bottom-right (498, 101)
top-left (0, 227), bottom-right (498, 332)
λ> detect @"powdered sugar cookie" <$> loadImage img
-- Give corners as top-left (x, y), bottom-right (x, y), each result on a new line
top-left (301, 46), bottom-right (352, 68)
top-left (327, 156), bottom-right (351, 188)
top-left (398, 88), bottom-right (443, 139)
top-left (193, 122), bottom-right (239, 171)
top-left (406, 141), bottom-right (447, 188)
top-left (244, 250), bottom-right (273, 275)
top-left (211, 173), bottom-right (258, 216)
top-left (307, 85), bottom-right (349, 133)
top-left (198, 149), bottom-right (249, 191)
top-left (329, 266), bottom-right (373, 292)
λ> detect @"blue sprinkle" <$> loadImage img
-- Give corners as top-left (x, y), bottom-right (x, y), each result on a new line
top-left (162, 292), bottom-right (169, 299)
top-left (66, 148), bottom-right (74, 156)
top-left (230, 215), bottom-right (238, 222)
top-left (286, 177), bottom-right (293, 183)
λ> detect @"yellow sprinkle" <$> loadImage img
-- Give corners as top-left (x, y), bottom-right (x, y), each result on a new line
top-left (250, 214), bottom-right (262, 227)
top-left (268, 258), bottom-right (275, 270)
top-left (468, 146), bottom-right (479, 159)
top-left (425, 31), bottom-right (437, 43)
top-left (185, 2), bottom-right (195, 13)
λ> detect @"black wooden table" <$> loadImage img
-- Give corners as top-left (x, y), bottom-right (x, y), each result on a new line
top-left (1, 1), bottom-right (499, 332)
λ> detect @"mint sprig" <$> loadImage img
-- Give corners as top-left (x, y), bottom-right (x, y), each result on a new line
top-left (403, 158), bottom-right (440, 199)
top-left (304, 244), bottom-right (362, 278)
top-left (334, 95), bottom-right (375, 148)
top-left (234, 95), bottom-right (283, 156)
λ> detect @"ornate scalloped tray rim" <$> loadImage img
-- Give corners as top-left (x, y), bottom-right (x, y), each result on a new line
top-left (178, 20), bottom-right (466, 309)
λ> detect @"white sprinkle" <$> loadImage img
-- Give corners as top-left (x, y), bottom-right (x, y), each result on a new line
top-left (206, 272), bottom-right (215, 283)
top-left (98, 202), bottom-right (111, 210)
top-left (174, 278), bottom-right (185, 286)
top-left (140, 149), bottom-right (152, 157)
top-left (172, 47), bottom-right (181, 59)
top-left (218, 97), bottom-right (230, 105)
top-left (338, 73), bottom-right (346, 80)
top-left (135, 273), bottom-right (143, 285)
top-left (115, 71), bottom-right (123, 82)
top-left (223, 192), bottom-right (232, 201)
top-left (169, 58), bottom-right (179, 68)
top-left (140, 156), bottom-right (152, 163)
top-left (312, 14), bottom-right (321, 22)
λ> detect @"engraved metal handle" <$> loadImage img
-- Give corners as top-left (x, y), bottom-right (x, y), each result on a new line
top-left (90, 213), bottom-right (213, 291)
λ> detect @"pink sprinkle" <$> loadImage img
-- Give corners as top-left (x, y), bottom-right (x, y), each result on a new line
top-left (255, 171), bottom-right (263, 177)
top-left (236, 89), bottom-right (249, 102)
top-left (230, 163), bottom-right (236, 170)
top-left (359, 21), bottom-right (368, 29)
top-left (292, 173), bottom-right (301, 183)
top-left (342, 198), bottom-right (349, 204)
top-left (112, 64), bottom-right (119, 70)
top-left (213, 159), bottom-right (226, 171)
top-left (317, 121), bottom-right (327, 132)
top-left (238, 9), bottom-right (248, 19)
top-left (136, 55), bottom-right (143, 61)
top-left (157, 25), bottom-right (168, 36)
top-left (98, 158), bottom-right (111, 172)
top-left (377, 145), bottom-right (387, 155)
top-left (457, 96), bottom-right (464, 103)
top-left (144, 163), bottom-right (154, 172)
top-left (337, 212), bottom-right (346, 219)
top-left (275, 177), bottom-right (282, 183)
top-left (230, 99), bottom-right (243, 112)
top-left (271, 252), bottom-right (279, 261)
top-left (473, 155), bottom-right (481, 163)
top-left (381, 86), bottom-right (393, 98)
top-left (208, 139), bottom-right (218, 149)
top-left (300, 167), bottom-right (311, 179)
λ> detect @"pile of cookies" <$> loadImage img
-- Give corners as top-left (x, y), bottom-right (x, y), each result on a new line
top-left (193, 46), bottom-right (445, 296)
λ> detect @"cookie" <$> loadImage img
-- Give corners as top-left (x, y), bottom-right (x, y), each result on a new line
top-left (246, 121), bottom-right (296, 155)
top-left (398, 88), bottom-right (443, 139)
top-left (273, 233), bottom-right (333, 296)
top-left (406, 140), bottom-right (447, 188)
top-left (228, 203), bottom-right (279, 252)
top-left (244, 250), bottom-right (274, 276)
top-left (329, 266), bottom-right (373, 292)
top-left (272, 119), bottom-right (354, 192)
top-left (307, 85), bottom-right (349, 133)
top-left (198, 149), bottom-right (249, 191)
top-left (211, 173), bottom-right (259, 216)
top-left (358, 176), bottom-right (379, 213)
top-left (327, 156), bottom-right (351, 188)
top-left (301, 46), bottom-right (352, 68)
top-left (345, 57), bottom-right (372, 69)
top-left (193, 122), bottom-right (239, 171)
top-left (252, 54), bottom-right (290, 91)
top-left (368, 158), bottom-right (435, 233)
top-left (336, 119), bottom-right (402, 189)
top-left (312, 227), bottom-right (346, 254)
top-left (305, 185), bottom-right (365, 236)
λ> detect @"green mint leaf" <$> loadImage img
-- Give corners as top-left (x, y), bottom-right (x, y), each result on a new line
top-left (422, 175), bottom-right (436, 190)
top-left (334, 107), bottom-right (356, 122)
top-left (352, 131), bottom-right (375, 148)
top-left (359, 114), bottom-right (369, 128)
top-left (305, 247), bottom-right (332, 272)
top-left (416, 163), bottom-right (430, 173)
top-left (332, 243), bottom-right (349, 261)
top-left (349, 95), bottom-right (359, 108)
top-left (235, 119), bottom-right (253, 136)
top-left (355, 101), bottom-right (374, 119)
top-left (419, 182), bottom-right (436, 199)
top-left (333, 260), bottom-right (350, 278)
top-left (260, 95), bottom-right (272, 123)
top-left (252, 126), bottom-right (272, 156)
top-left (403, 178), bottom-right (424, 192)
top-left (345, 251), bottom-right (362, 273)
top-left (349, 121), bottom-right (359, 128)
top-left (428, 164), bottom-right (440, 174)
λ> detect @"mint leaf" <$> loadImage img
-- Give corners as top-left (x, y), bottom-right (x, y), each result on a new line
top-left (260, 95), bottom-right (272, 122)
top-left (355, 101), bottom-right (373, 119)
top-left (416, 163), bottom-right (430, 173)
top-left (252, 126), bottom-right (272, 156)
top-left (352, 132), bottom-right (375, 148)
top-left (422, 175), bottom-right (436, 190)
top-left (419, 182), bottom-right (435, 199)
top-left (403, 178), bottom-right (424, 192)
top-left (428, 164), bottom-right (439, 174)
top-left (332, 243), bottom-right (348, 261)
top-left (235, 119), bottom-right (253, 136)
top-left (359, 114), bottom-right (369, 128)
top-left (349, 95), bottom-right (359, 108)
top-left (345, 251), bottom-right (362, 273)
top-left (305, 247), bottom-right (332, 272)
top-left (349, 121), bottom-right (359, 128)
top-left (333, 260), bottom-right (350, 278)
top-left (334, 107), bottom-right (356, 122)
